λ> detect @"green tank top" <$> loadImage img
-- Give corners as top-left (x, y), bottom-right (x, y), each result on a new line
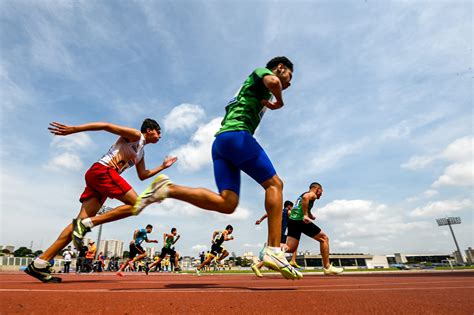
top-left (213, 231), bottom-right (226, 247)
top-left (289, 192), bottom-right (315, 221)
top-left (165, 235), bottom-right (174, 249)
top-left (216, 68), bottom-right (274, 136)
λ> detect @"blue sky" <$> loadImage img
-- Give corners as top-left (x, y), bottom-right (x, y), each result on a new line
top-left (1, 0), bottom-right (472, 258)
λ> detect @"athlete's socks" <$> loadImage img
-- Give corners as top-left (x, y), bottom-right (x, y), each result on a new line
top-left (81, 218), bottom-right (93, 228)
top-left (33, 258), bottom-right (49, 269)
top-left (267, 246), bottom-right (282, 254)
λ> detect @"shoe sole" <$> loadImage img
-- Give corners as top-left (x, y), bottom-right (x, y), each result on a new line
top-left (133, 175), bottom-right (171, 215)
top-left (263, 261), bottom-right (303, 280)
top-left (24, 267), bottom-right (62, 283)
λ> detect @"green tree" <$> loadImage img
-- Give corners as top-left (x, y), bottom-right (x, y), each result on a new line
top-left (13, 247), bottom-right (33, 257)
top-left (122, 251), bottom-right (130, 259)
top-left (33, 250), bottom-right (44, 257)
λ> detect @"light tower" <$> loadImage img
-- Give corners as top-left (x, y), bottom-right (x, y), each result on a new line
top-left (436, 216), bottom-right (464, 263)
top-left (95, 205), bottom-right (113, 259)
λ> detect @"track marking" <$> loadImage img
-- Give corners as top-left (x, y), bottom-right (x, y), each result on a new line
top-left (1, 286), bottom-right (473, 293)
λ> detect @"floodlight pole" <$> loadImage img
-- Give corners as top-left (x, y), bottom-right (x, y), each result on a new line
top-left (447, 220), bottom-right (462, 263)
top-left (95, 206), bottom-right (113, 260)
top-left (436, 217), bottom-right (464, 263)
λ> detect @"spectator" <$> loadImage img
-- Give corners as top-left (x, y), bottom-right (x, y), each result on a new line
top-left (200, 251), bottom-right (205, 265)
top-left (76, 245), bottom-right (88, 273)
top-left (96, 252), bottom-right (105, 272)
top-left (85, 241), bottom-right (96, 273)
top-left (62, 246), bottom-right (74, 274)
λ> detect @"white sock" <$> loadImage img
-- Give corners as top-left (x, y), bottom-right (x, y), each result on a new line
top-left (267, 246), bottom-right (282, 254)
top-left (81, 218), bottom-right (93, 228)
top-left (33, 258), bottom-right (48, 268)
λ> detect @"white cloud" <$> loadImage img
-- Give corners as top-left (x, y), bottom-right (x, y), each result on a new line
top-left (333, 239), bottom-right (355, 249)
top-left (144, 199), bottom-right (202, 217)
top-left (45, 152), bottom-right (83, 171)
top-left (441, 136), bottom-right (473, 162)
top-left (433, 162), bottom-right (473, 187)
top-left (316, 199), bottom-right (430, 241)
top-left (401, 155), bottom-right (435, 170)
top-left (50, 133), bottom-right (93, 151)
top-left (433, 136), bottom-right (473, 187)
top-left (311, 139), bottom-right (368, 172)
top-left (410, 198), bottom-right (473, 217)
top-left (407, 189), bottom-right (439, 202)
top-left (192, 244), bottom-right (207, 252)
top-left (318, 199), bottom-right (386, 221)
top-left (171, 117), bottom-right (222, 171)
top-left (163, 103), bottom-right (206, 133)
top-left (214, 206), bottom-right (251, 221)
top-left (0, 64), bottom-right (33, 111)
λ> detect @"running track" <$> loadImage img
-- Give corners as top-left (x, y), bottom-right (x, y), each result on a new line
top-left (1, 271), bottom-right (473, 314)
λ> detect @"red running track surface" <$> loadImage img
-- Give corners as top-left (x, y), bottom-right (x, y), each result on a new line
top-left (1, 271), bottom-right (473, 314)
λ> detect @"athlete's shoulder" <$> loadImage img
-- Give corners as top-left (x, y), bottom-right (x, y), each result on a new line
top-left (302, 191), bottom-right (317, 200)
top-left (253, 67), bottom-right (274, 78)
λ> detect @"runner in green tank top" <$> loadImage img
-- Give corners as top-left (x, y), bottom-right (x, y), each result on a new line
top-left (286, 182), bottom-right (343, 275)
top-left (217, 68), bottom-right (274, 135)
top-left (147, 227), bottom-right (181, 273)
top-left (135, 57), bottom-right (302, 280)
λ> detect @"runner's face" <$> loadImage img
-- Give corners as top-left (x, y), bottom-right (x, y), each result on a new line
top-left (172, 230), bottom-right (177, 236)
top-left (146, 129), bottom-right (161, 144)
top-left (146, 227), bottom-right (153, 233)
top-left (316, 187), bottom-right (323, 199)
top-left (276, 64), bottom-right (292, 90)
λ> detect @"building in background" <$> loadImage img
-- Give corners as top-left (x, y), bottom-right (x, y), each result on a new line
top-left (84, 238), bottom-right (123, 258)
top-left (465, 247), bottom-right (474, 265)
top-left (386, 253), bottom-right (454, 265)
top-left (145, 247), bottom-right (155, 258)
top-left (1, 245), bottom-right (15, 253)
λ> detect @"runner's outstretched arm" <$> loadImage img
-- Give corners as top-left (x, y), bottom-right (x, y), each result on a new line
top-left (48, 121), bottom-right (141, 142)
top-left (255, 213), bottom-right (268, 225)
top-left (173, 235), bottom-right (180, 244)
top-left (135, 156), bottom-right (177, 181)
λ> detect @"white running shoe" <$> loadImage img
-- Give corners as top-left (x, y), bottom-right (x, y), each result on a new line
top-left (262, 247), bottom-right (303, 280)
top-left (251, 264), bottom-right (263, 278)
top-left (195, 268), bottom-right (201, 276)
top-left (133, 174), bottom-right (172, 215)
top-left (323, 263), bottom-right (343, 275)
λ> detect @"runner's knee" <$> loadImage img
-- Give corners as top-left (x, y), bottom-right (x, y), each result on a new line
top-left (317, 234), bottom-right (329, 243)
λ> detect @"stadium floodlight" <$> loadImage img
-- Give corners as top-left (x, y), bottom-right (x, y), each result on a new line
top-left (95, 206), bottom-right (113, 259)
top-left (436, 216), bottom-right (463, 263)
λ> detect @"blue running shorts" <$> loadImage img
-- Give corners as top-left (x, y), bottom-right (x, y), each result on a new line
top-left (212, 130), bottom-right (276, 195)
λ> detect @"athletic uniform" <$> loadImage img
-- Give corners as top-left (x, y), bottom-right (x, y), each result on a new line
top-left (287, 193), bottom-right (321, 240)
top-left (159, 235), bottom-right (176, 259)
top-left (210, 231), bottom-right (226, 256)
top-left (80, 134), bottom-right (146, 204)
top-left (213, 68), bottom-right (276, 195)
top-left (129, 228), bottom-right (148, 258)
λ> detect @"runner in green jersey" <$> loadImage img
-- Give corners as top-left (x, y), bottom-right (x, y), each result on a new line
top-left (147, 227), bottom-right (181, 273)
top-left (286, 182), bottom-right (343, 275)
top-left (135, 57), bottom-right (302, 280)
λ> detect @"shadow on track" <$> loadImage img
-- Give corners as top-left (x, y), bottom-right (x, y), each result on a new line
top-left (107, 282), bottom-right (298, 291)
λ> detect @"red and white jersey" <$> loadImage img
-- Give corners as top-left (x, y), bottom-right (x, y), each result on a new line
top-left (98, 134), bottom-right (146, 174)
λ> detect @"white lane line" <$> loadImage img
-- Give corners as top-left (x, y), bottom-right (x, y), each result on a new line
top-left (0, 286), bottom-right (473, 293)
